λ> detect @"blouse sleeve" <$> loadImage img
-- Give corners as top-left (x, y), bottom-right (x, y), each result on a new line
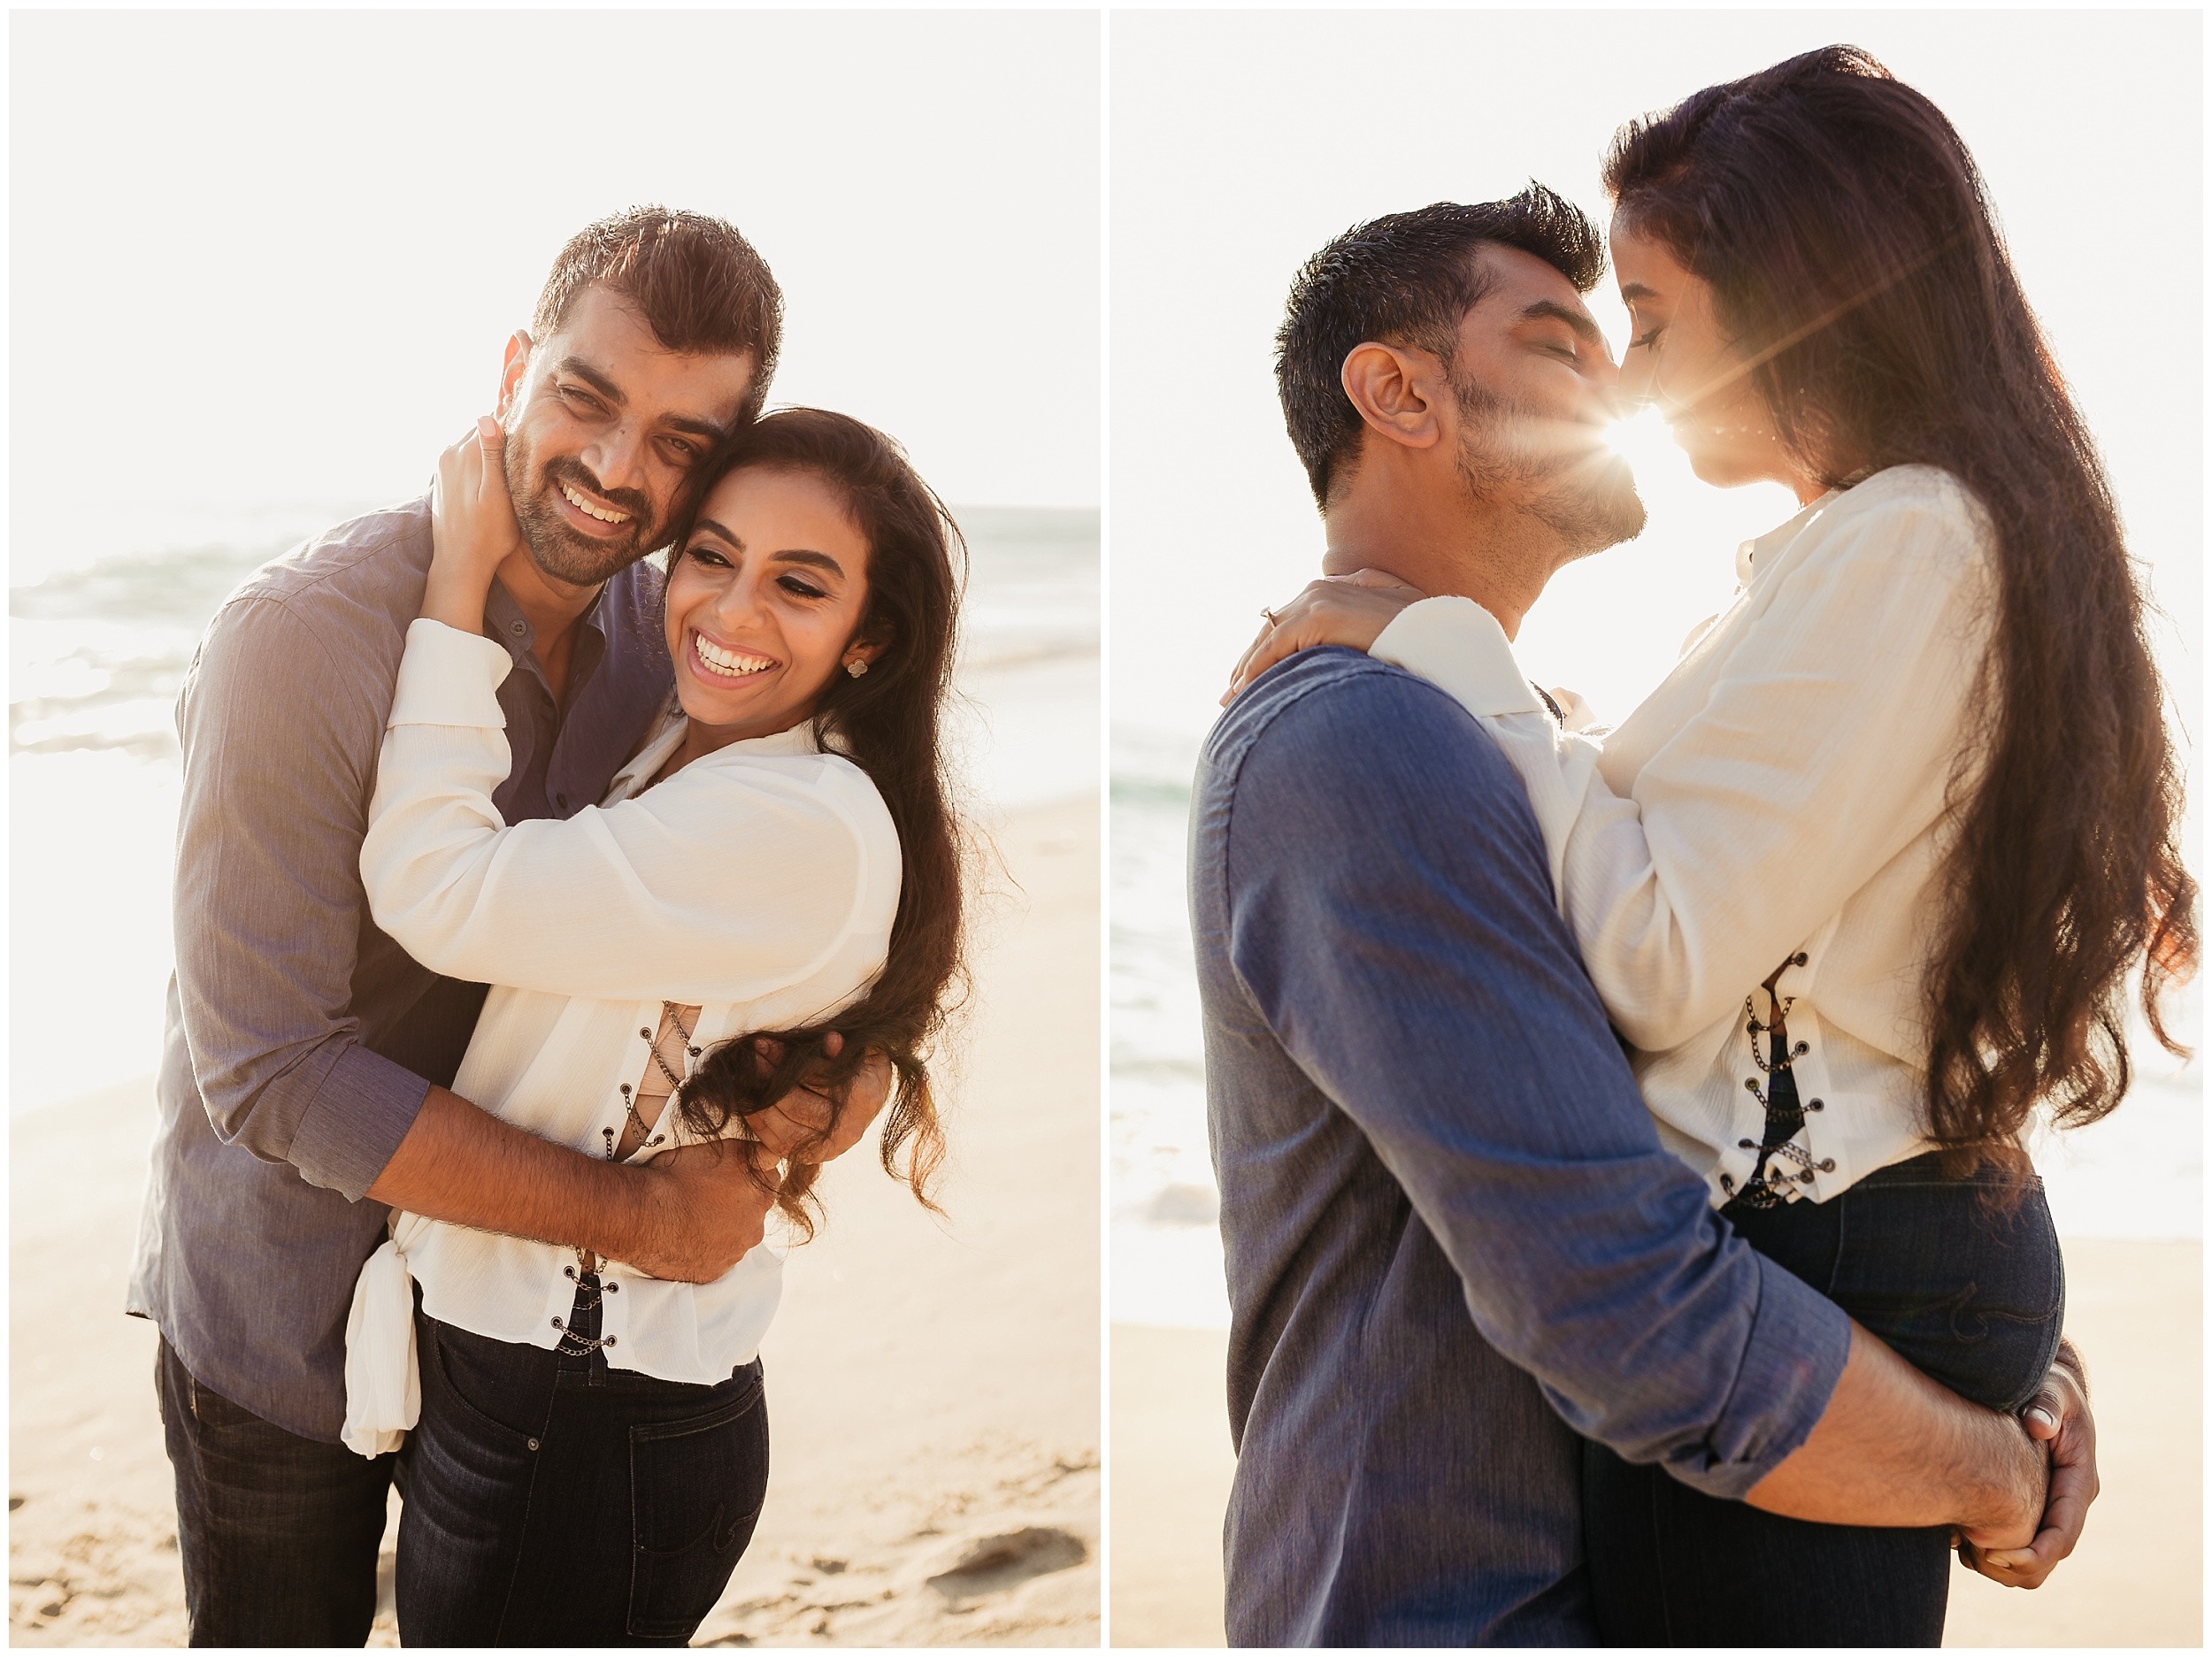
top-left (358, 619), bottom-right (897, 1005)
top-left (1371, 471), bottom-right (1996, 1052)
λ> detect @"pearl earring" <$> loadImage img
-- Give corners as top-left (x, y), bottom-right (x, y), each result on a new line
top-left (845, 657), bottom-right (869, 678)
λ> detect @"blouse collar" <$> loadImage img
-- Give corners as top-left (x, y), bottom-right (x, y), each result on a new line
top-left (1734, 487), bottom-right (1843, 588)
top-left (605, 702), bottom-right (826, 802)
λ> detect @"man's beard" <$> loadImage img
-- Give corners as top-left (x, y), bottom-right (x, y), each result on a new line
top-left (1450, 377), bottom-right (1647, 556)
top-left (503, 433), bottom-right (662, 587)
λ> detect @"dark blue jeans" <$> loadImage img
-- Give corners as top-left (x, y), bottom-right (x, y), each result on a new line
top-left (395, 1282), bottom-right (771, 1647)
top-left (1583, 1150), bottom-right (2066, 1647)
top-left (156, 1336), bottom-right (395, 1646)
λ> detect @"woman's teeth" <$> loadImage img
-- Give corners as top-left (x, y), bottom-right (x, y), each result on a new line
top-left (560, 481), bottom-right (630, 524)
top-left (695, 634), bottom-right (773, 679)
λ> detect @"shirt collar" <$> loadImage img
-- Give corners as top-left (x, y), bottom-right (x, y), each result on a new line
top-left (1735, 489), bottom-right (1841, 588)
top-left (481, 580), bottom-right (537, 659)
top-left (482, 576), bottom-right (616, 663)
top-left (605, 705), bottom-right (826, 799)
top-left (1369, 595), bottom-right (1545, 719)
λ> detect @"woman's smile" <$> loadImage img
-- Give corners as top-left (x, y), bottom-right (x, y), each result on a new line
top-left (687, 628), bottom-right (778, 682)
top-left (663, 464), bottom-right (875, 749)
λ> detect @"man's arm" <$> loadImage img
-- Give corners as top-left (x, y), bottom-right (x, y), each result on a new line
top-left (172, 592), bottom-right (441, 1198)
top-left (366, 1085), bottom-right (769, 1279)
top-left (369, 1041), bottom-right (894, 1282)
top-left (1747, 1323), bottom-right (2039, 1544)
top-left (173, 590), bottom-right (887, 1282)
top-left (1220, 658), bottom-right (2040, 1536)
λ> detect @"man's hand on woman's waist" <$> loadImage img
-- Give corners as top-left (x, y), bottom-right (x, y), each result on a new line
top-left (1959, 1339), bottom-right (2096, 1590)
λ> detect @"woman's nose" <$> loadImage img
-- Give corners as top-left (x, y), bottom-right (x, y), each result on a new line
top-left (1613, 357), bottom-right (1658, 412)
top-left (708, 571), bottom-right (769, 627)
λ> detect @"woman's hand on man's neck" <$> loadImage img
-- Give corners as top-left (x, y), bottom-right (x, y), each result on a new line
top-left (1321, 496), bottom-right (1563, 644)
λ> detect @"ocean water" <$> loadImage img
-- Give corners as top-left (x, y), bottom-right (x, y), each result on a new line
top-left (1110, 719), bottom-right (2203, 1331)
top-left (8, 502), bottom-right (1098, 1116)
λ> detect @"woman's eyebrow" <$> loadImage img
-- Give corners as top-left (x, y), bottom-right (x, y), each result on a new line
top-left (693, 517), bottom-right (741, 549)
top-left (774, 548), bottom-right (845, 577)
top-left (1617, 281), bottom-right (1661, 304)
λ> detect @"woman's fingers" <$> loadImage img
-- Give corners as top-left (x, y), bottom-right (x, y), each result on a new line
top-left (1962, 1355), bottom-right (2098, 1590)
top-left (1224, 577), bottom-right (1426, 702)
top-left (1221, 614), bottom-right (1282, 706)
top-left (1325, 566), bottom-right (1425, 595)
top-left (472, 415), bottom-right (509, 513)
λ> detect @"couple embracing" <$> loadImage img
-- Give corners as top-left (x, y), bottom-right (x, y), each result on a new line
top-left (1201, 48), bottom-right (2194, 1646)
top-left (129, 208), bottom-right (967, 1645)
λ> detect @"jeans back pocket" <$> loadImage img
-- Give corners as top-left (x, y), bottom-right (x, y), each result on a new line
top-left (626, 1370), bottom-right (771, 1640)
top-left (1829, 1169), bottom-right (2065, 1414)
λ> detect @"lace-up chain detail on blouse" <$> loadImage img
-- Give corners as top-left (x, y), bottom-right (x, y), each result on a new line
top-left (1716, 954), bottom-right (1838, 1209)
top-left (561, 1001), bottom-right (703, 1355)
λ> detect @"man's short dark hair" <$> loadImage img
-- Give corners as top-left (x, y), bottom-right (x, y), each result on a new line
top-left (1275, 184), bottom-right (1605, 508)
top-left (534, 205), bottom-right (785, 424)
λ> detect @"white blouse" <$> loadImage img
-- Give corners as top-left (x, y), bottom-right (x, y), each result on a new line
top-left (341, 619), bottom-right (901, 1455)
top-left (1370, 465), bottom-right (1998, 1208)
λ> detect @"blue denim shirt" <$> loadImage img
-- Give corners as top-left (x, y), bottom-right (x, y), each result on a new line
top-left (1192, 649), bottom-right (1850, 1646)
top-left (127, 498), bottom-right (673, 1442)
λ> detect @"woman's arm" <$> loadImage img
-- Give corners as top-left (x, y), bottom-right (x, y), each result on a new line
top-left (359, 425), bottom-right (897, 1004)
top-left (359, 641), bottom-right (894, 1003)
top-left (419, 417), bottom-right (521, 635)
top-left (1234, 473), bottom-right (1998, 1051)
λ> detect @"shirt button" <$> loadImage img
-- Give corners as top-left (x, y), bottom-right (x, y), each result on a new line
top-left (510, 621), bottom-right (526, 637)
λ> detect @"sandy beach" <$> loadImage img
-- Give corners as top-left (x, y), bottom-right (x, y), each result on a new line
top-left (9, 794), bottom-right (1101, 1648)
top-left (1110, 1237), bottom-right (2201, 1647)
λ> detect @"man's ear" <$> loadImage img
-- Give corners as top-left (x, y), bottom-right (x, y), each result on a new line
top-left (496, 330), bottom-right (534, 420)
top-left (1340, 341), bottom-right (1446, 454)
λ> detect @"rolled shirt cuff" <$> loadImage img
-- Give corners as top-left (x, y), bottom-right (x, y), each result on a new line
top-left (387, 618), bottom-right (513, 729)
top-left (286, 1041), bottom-right (434, 1202)
top-left (1661, 1252), bottom-right (1854, 1500)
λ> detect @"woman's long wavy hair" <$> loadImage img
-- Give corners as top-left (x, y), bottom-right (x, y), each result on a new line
top-left (1605, 46), bottom-right (2197, 1175)
top-left (664, 408), bottom-right (968, 1232)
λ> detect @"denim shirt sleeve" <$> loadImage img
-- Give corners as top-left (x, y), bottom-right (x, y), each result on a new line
top-left (1218, 659), bottom-right (1849, 1498)
top-left (170, 593), bottom-right (431, 1201)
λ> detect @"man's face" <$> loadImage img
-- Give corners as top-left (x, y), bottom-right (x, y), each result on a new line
top-left (496, 285), bottom-right (760, 588)
top-left (1440, 246), bottom-right (1647, 553)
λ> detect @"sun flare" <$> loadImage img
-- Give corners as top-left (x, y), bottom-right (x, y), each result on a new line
top-left (1602, 407), bottom-right (1678, 478)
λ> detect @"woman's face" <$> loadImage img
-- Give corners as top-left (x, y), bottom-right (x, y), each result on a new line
top-left (1610, 214), bottom-right (1809, 497)
top-left (664, 465), bottom-right (875, 742)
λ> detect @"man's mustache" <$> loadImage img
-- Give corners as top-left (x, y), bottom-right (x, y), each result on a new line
top-left (538, 456), bottom-right (654, 530)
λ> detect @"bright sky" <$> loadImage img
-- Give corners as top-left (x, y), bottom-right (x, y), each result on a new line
top-left (1108, 10), bottom-right (2203, 759)
top-left (9, 11), bottom-right (1101, 584)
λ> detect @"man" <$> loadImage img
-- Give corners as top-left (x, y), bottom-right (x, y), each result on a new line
top-left (128, 206), bottom-right (887, 1645)
top-left (1195, 188), bottom-right (2093, 1645)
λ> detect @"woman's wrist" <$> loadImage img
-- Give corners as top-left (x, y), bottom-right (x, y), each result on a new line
top-left (419, 569), bottom-right (495, 636)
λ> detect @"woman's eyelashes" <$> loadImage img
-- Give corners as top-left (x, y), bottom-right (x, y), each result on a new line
top-left (682, 543), bottom-right (831, 602)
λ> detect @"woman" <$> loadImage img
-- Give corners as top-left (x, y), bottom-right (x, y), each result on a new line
top-left (1237, 48), bottom-right (2195, 1645)
top-left (345, 407), bottom-right (966, 1645)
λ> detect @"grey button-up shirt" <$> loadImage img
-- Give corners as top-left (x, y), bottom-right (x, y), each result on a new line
top-left (1193, 649), bottom-right (1850, 1645)
top-left (127, 499), bottom-right (673, 1442)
